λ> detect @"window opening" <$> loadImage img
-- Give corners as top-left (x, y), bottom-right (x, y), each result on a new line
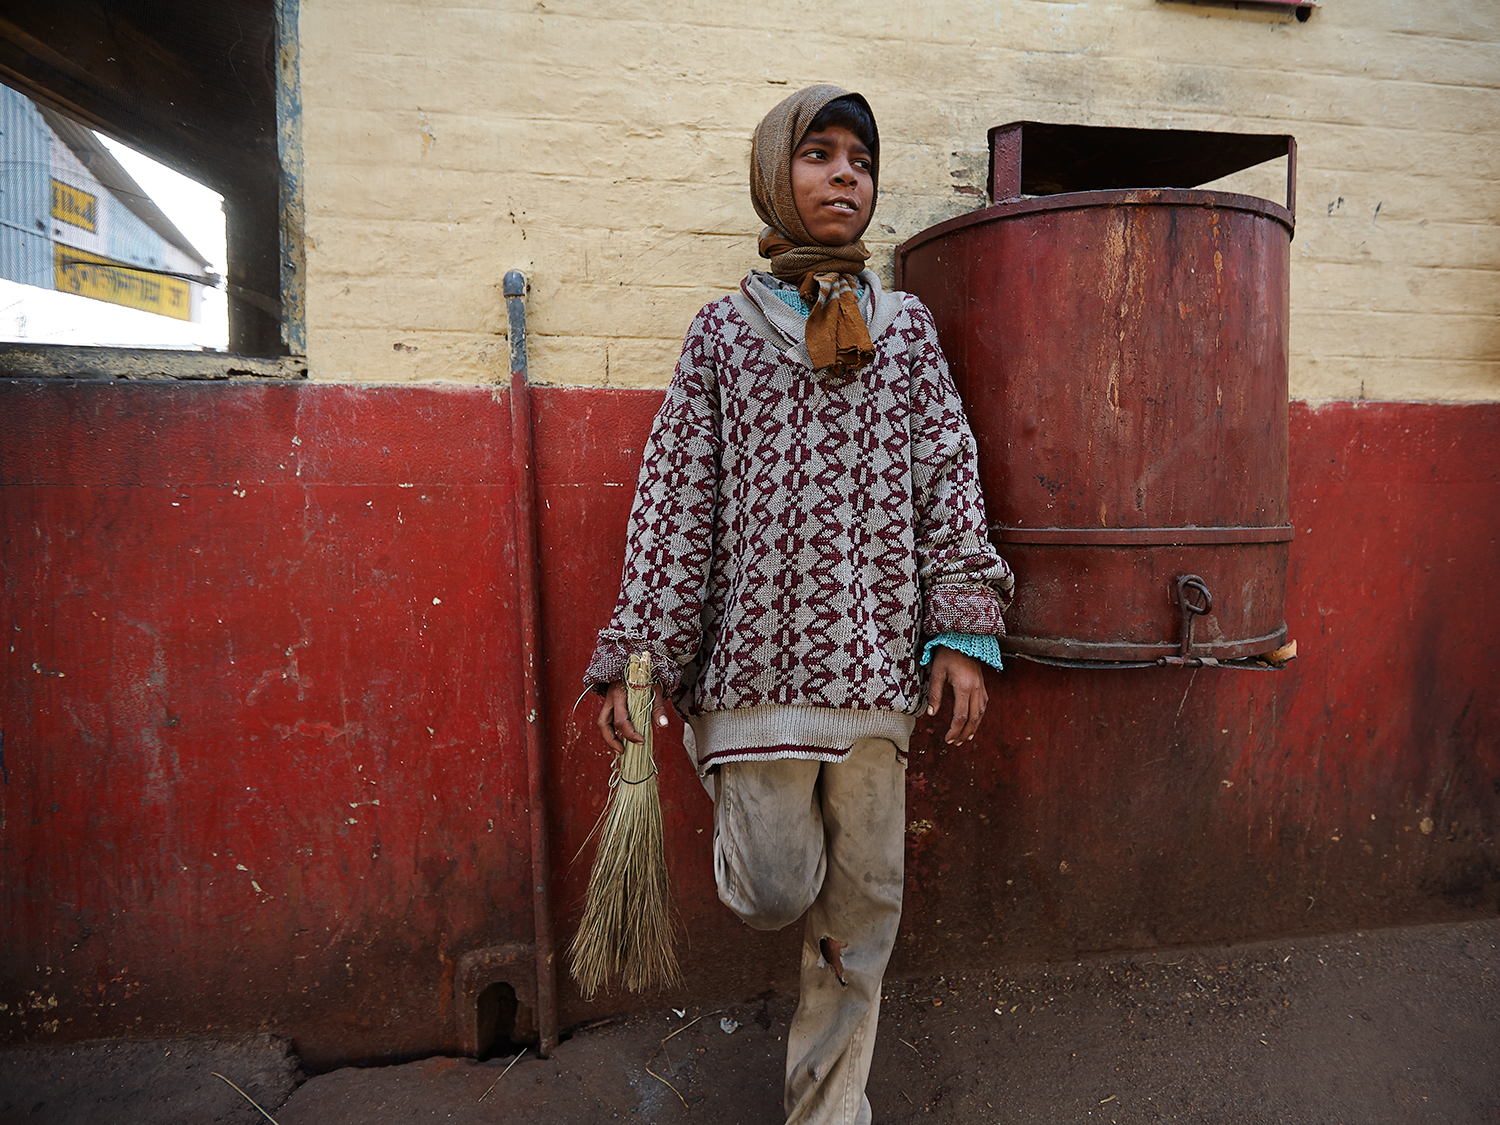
top-left (0, 85), bottom-right (226, 349)
top-left (0, 0), bottom-right (303, 374)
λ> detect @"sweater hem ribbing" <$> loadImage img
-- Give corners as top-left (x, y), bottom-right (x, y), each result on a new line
top-left (686, 705), bottom-right (916, 775)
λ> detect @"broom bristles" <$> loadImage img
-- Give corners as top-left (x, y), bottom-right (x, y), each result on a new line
top-left (568, 652), bottom-right (683, 999)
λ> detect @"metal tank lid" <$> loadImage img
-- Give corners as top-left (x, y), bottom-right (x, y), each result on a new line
top-left (901, 122), bottom-right (1298, 264)
top-left (986, 121), bottom-right (1295, 209)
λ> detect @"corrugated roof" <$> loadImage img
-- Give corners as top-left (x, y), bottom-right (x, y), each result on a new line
top-left (39, 105), bottom-right (213, 271)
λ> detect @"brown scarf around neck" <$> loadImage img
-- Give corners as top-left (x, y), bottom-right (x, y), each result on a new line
top-left (750, 85), bottom-right (879, 375)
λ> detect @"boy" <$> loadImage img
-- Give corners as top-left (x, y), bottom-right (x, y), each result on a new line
top-left (585, 84), bottom-right (1013, 1125)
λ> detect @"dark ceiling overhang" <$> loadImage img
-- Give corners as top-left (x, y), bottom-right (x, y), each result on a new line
top-left (0, 0), bottom-right (277, 193)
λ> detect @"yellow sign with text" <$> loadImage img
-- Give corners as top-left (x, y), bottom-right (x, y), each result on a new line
top-left (54, 246), bottom-right (194, 321)
top-left (51, 179), bottom-right (98, 232)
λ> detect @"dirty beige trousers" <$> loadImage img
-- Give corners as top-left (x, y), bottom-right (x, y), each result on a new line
top-left (713, 737), bottom-right (906, 1125)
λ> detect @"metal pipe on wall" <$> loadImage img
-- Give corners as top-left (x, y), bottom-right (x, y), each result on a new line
top-left (504, 269), bottom-right (559, 1056)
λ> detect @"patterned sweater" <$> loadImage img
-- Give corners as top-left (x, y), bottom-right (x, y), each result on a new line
top-left (585, 270), bottom-right (1014, 773)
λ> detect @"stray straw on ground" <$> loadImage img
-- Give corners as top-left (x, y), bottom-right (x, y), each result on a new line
top-left (477, 1049), bottom-right (528, 1102)
top-left (212, 1072), bottom-right (280, 1124)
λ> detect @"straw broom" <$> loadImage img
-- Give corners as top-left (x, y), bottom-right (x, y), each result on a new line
top-left (568, 651), bottom-right (682, 999)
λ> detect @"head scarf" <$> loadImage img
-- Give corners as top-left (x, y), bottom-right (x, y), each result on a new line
top-left (750, 84), bottom-right (879, 374)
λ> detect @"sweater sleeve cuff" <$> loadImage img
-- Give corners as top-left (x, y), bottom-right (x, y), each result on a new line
top-left (921, 632), bottom-right (1004, 671)
top-left (922, 582), bottom-right (1007, 638)
top-left (583, 640), bottom-right (684, 695)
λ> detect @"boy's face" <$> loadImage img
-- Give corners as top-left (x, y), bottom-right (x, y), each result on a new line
top-left (790, 124), bottom-right (874, 246)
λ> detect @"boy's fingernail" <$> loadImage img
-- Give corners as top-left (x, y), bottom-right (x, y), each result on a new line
top-left (927, 705), bottom-right (936, 716)
top-left (657, 715), bottom-right (668, 726)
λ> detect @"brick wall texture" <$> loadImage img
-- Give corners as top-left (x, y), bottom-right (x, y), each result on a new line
top-left (298, 0), bottom-right (1500, 401)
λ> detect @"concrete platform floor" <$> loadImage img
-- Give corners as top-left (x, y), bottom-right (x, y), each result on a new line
top-left (4, 918), bottom-right (1496, 1125)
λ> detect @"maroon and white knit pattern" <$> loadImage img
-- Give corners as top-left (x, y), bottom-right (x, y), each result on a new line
top-left (585, 290), bottom-right (1013, 726)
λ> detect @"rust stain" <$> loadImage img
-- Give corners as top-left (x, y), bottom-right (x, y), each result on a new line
top-left (419, 109), bottom-right (437, 156)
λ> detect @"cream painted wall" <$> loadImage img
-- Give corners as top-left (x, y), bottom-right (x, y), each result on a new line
top-left (299, 0), bottom-right (1499, 401)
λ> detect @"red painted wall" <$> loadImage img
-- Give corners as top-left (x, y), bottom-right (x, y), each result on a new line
top-left (2, 382), bottom-right (1496, 1067)
top-left (1, 384), bottom-right (532, 1066)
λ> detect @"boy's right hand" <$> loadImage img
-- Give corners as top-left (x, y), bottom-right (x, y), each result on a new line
top-left (596, 681), bottom-right (672, 754)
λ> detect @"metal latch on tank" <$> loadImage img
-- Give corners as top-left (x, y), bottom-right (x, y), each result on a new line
top-left (1160, 575), bottom-right (1217, 667)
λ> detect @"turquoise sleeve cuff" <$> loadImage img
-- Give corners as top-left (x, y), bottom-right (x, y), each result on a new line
top-left (920, 632), bottom-right (1004, 671)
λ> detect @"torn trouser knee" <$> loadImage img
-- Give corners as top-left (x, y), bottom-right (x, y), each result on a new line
top-left (709, 738), bottom-right (906, 1125)
top-left (784, 737), bottom-right (906, 1125)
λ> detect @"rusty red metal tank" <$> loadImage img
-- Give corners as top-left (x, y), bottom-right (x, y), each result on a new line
top-left (897, 123), bottom-right (1297, 665)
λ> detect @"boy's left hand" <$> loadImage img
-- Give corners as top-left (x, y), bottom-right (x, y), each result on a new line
top-left (926, 648), bottom-right (987, 745)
